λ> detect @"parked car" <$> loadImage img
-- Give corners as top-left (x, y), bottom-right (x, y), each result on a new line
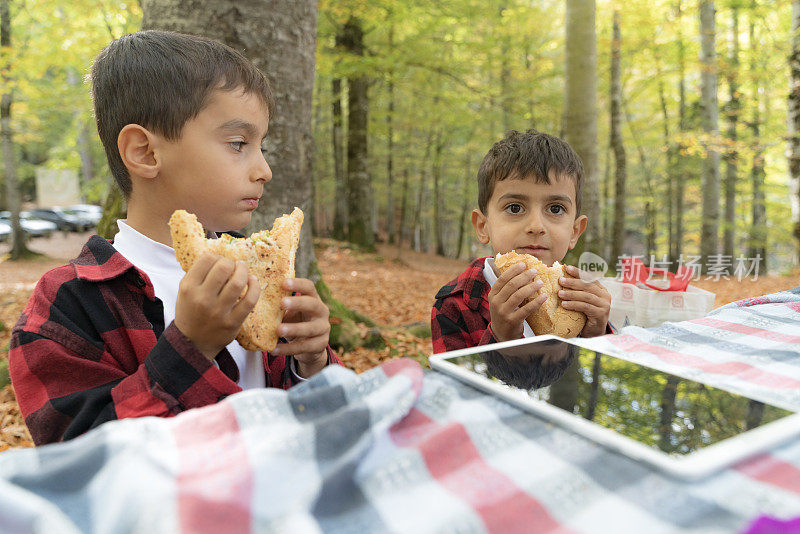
top-left (26, 207), bottom-right (93, 232)
top-left (0, 221), bottom-right (10, 242)
top-left (65, 204), bottom-right (103, 226)
top-left (0, 211), bottom-right (58, 238)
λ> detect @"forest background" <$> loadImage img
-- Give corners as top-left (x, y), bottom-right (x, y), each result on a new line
top-left (1, 0), bottom-right (800, 276)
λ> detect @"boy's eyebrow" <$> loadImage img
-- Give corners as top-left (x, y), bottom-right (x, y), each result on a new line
top-left (216, 119), bottom-right (268, 139)
top-left (497, 193), bottom-right (574, 205)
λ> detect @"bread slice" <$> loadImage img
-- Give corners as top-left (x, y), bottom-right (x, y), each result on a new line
top-left (169, 208), bottom-right (304, 352)
top-left (494, 250), bottom-right (586, 338)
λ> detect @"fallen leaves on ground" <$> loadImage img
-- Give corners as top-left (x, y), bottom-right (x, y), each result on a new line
top-left (1, 238), bottom-right (798, 451)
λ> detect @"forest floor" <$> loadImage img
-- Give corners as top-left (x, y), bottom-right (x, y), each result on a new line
top-left (1, 232), bottom-right (798, 451)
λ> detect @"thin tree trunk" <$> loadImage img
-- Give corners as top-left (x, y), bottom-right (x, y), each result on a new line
top-left (699, 0), bottom-right (721, 272)
top-left (658, 376), bottom-right (680, 452)
top-left (610, 10), bottom-right (626, 266)
top-left (331, 76), bottom-right (347, 241)
top-left (658, 74), bottom-right (676, 264)
top-left (602, 142), bottom-right (612, 261)
top-left (564, 0), bottom-right (600, 255)
top-left (1, 0), bottom-right (32, 259)
top-left (64, 68), bottom-right (95, 198)
top-left (386, 23), bottom-right (396, 244)
top-left (433, 130), bottom-right (446, 256)
top-left (723, 6), bottom-right (740, 260)
top-left (341, 18), bottom-right (374, 251)
top-left (584, 352), bottom-right (602, 421)
top-left (455, 152), bottom-right (472, 259)
top-left (499, 5), bottom-right (512, 131)
top-left (675, 0), bottom-right (687, 263)
top-left (749, 1), bottom-right (767, 270)
top-left (142, 0), bottom-right (321, 278)
top-left (398, 167), bottom-right (409, 247)
top-left (790, 0), bottom-right (800, 264)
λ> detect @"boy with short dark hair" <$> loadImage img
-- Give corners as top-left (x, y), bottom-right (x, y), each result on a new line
top-left (10, 30), bottom-right (339, 445)
top-left (431, 129), bottom-right (611, 353)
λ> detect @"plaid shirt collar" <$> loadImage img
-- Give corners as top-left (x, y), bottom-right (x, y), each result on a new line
top-left (69, 235), bottom-right (156, 300)
top-left (435, 257), bottom-right (490, 311)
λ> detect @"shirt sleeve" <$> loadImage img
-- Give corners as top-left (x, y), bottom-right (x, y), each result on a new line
top-left (431, 297), bottom-right (496, 354)
top-left (9, 286), bottom-right (241, 445)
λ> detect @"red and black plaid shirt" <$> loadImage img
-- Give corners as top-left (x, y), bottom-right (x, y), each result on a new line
top-left (431, 257), bottom-right (497, 354)
top-left (10, 235), bottom-right (340, 445)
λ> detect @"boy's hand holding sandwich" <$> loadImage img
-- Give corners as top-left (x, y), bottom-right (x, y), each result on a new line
top-left (557, 264), bottom-right (611, 338)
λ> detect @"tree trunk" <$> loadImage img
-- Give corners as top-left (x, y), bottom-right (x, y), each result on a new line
top-left (398, 167), bottom-right (409, 248)
top-left (432, 130), bottom-right (446, 256)
top-left (699, 0), bottom-right (721, 272)
top-left (609, 10), bottom-right (626, 266)
top-left (67, 68), bottom-right (96, 196)
top-left (723, 6), bottom-right (740, 260)
top-left (564, 0), bottom-right (600, 255)
top-left (675, 0), bottom-right (687, 264)
top-left (340, 18), bottom-right (374, 251)
top-left (584, 351), bottom-right (601, 421)
top-left (386, 23), bottom-right (396, 244)
top-left (141, 0), bottom-right (321, 278)
top-left (455, 152), bottom-right (472, 259)
top-left (790, 0), bottom-right (800, 264)
top-left (749, 1), bottom-right (767, 270)
top-left (658, 74), bottom-right (676, 264)
top-left (1, 0), bottom-right (32, 259)
top-left (658, 376), bottom-right (680, 452)
top-left (331, 76), bottom-right (347, 241)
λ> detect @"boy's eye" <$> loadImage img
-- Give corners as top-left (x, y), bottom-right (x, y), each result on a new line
top-left (548, 204), bottom-right (566, 215)
top-left (505, 203), bottom-right (523, 215)
top-left (229, 141), bottom-right (245, 152)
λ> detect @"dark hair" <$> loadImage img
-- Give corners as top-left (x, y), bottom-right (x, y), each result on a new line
top-left (90, 30), bottom-right (275, 197)
top-left (483, 345), bottom-right (576, 391)
top-left (476, 129), bottom-right (584, 215)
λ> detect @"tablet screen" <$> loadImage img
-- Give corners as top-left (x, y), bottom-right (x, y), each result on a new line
top-left (442, 339), bottom-right (796, 456)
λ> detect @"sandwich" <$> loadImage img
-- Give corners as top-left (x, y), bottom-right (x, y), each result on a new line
top-left (494, 250), bottom-right (586, 338)
top-left (168, 207), bottom-right (303, 352)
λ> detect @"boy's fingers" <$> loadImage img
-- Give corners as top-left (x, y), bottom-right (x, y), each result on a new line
top-left (218, 261), bottom-right (251, 305)
top-left (203, 257), bottom-right (237, 294)
top-left (512, 293), bottom-right (547, 322)
top-left (558, 289), bottom-right (605, 307)
top-left (182, 253), bottom-right (219, 285)
top-left (495, 269), bottom-right (538, 302)
top-left (281, 294), bottom-right (329, 319)
top-left (230, 275), bottom-right (260, 322)
top-left (283, 277), bottom-right (317, 296)
top-left (273, 334), bottom-right (329, 356)
top-left (506, 281), bottom-right (543, 310)
top-left (278, 318), bottom-right (330, 340)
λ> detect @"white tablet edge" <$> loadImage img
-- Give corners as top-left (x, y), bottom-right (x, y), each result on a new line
top-left (430, 341), bottom-right (800, 480)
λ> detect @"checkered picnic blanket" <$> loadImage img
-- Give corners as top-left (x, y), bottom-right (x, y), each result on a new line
top-left (0, 287), bottom-right (799, 534)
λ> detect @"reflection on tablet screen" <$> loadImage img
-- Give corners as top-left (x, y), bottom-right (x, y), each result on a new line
top-left (445, 340), bottom-right (795, 456)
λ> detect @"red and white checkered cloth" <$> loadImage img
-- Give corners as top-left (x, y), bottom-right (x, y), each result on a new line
top-left (1, 287), bottom-right (799, 533)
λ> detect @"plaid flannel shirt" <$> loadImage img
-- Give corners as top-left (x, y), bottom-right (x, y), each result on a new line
top-left (10, 235), bottom-right (340, 445)
top-left (431, 257), bottom-right (496, 354)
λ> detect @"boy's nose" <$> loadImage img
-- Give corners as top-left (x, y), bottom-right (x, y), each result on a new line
top-left (526, 211), bottom-right (546, 234)
top-left (253, 154), bottom-right (272, 183)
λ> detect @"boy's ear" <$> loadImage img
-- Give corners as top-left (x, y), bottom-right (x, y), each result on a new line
top-left (568, 215), bottom-right (588, 249)
top-left (471, 209), bottom-right (490, 245)
top-left (118, 124), bottom-right (160, 179)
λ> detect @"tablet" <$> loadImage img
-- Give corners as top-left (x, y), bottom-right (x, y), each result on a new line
top-left (430, 336), bottom-right (800, 480)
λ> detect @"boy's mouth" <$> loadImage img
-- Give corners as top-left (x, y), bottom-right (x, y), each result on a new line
top-left (516, 246), bottom-right (547, 256)
top-left (243, 198), bottom-right (260, 210)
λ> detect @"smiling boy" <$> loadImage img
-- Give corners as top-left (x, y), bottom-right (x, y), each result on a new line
top-left (431, 129), bottom-right (611, 353)
top-left (10, 31), bottom-right (339, 445)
